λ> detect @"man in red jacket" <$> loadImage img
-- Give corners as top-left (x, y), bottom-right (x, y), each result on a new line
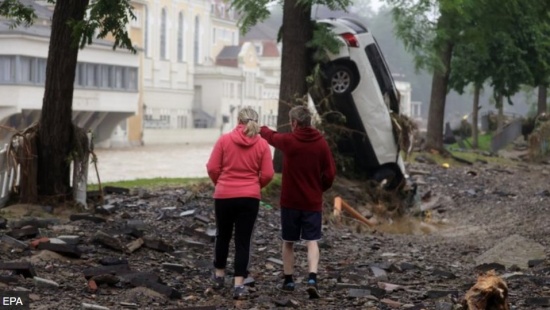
top-left (260, 106), bottom-right (336, 299)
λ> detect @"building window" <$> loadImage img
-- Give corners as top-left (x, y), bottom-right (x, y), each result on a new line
top-left (128, 68), bottom-right (138, 90)
top-left (19, 56), bottom-right (34, 83)
top-left (115, 66), bottom-right (125, 89)
top-left (177, 115), bottom-right (187, 128)
top-left (75, 63), bottom-right (86, 86)
top-left (144, 6), bottom-right (149, 57)
top-left (101, 65), bottom-right (112, 88)
top-left (194, 15), bottom-right (200, 64)
top-left (0, 56), bottom-right (15, 82)
top-left (177, 12), bottom-right (184, 62)
top-left (86, 64), bottom-right (97, 87)
top-left (37, 58), bottom-right (46, 83)
top-left (160, 8), bottom-right (167, 60)
top-left (0, 56), bottom-right (137, 91)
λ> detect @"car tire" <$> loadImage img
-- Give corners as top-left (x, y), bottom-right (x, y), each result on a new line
top-left (372, 165), bottom-right (404, 190)
top-left (326, 64), bottom-right (356, 96)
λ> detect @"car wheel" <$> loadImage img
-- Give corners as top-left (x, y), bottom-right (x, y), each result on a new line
top-left (373, 165), bottom-right (404, 190)
top-left (326, 64), bottom-right (355, 95)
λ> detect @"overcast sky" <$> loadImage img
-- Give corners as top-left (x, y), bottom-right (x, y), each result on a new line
top-left (370, 0), bottom-right (385, 11)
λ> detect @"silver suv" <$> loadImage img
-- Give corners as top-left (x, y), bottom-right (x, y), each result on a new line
top-left (313, 17), bottom-right (406, 188)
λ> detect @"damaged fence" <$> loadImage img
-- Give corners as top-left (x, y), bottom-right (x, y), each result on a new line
top-left (0, 143), bottom-right (18, 208)
top-left (0, 132), bottom-right (92, 208)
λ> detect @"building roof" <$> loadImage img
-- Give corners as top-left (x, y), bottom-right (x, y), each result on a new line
top-left (0, 20), bottom-right (117, 49)
top-left (216, 45), bottom-right (241, 59)
top-left (0, 20), bottom-right (51, 38)
top-left (261, 41), bottom-right (279, 57)
top-left (242, 17), bottom-right (280, 41)
top-left (25, 0), bottom-right (54, 22)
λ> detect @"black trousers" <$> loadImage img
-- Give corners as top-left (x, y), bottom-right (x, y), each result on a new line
top-left (213, 197), bottom-right (259, 278)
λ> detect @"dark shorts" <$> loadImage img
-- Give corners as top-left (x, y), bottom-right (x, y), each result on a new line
top-left (280, 208), bottom-right (322, 242)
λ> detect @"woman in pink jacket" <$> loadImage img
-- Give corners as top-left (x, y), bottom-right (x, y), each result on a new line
top-left (206, 107), bottom-right (274, 300)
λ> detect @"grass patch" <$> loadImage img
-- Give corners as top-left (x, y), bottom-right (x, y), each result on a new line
top-left (447, 133), bottom-right (493, 151)
top-left (261, 173), bottom-right (282, 197)
top-left (407, 150), bottom-right (517, 167)
top-left (88, 177), bottom-right (210, 191)
top-left (450, 151), bottom-right (517, 166)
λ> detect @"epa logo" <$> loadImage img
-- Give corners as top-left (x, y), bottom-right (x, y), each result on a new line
top-left (0, 292), bottom-right (29, 309)
top-left (2, 297), bottom-right (24, 305)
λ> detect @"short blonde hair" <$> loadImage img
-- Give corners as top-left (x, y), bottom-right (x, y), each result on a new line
top-left (238, 107), bottom-right (260, 137)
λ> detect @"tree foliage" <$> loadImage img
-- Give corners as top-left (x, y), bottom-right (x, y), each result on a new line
top-left (388, 0), bottom-right (550, 149)
top-left (71, 0), bottom-right (136, 52)
top-left (449, 0), bottom-right (550, 103)
top-left (0, 0), bottom-right (36, 28)
top-left (387, 0), bottom-right (465, 72)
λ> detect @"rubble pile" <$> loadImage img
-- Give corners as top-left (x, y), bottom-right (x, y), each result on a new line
top-left (0, 159), bottom-right (549, 309)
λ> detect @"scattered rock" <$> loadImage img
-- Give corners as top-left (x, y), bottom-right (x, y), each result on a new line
top-left (83, 264), bottom-right (131, 279)
top-left (525, 297), bottom-right (550, 306)
top-left (475, 234), bottom-right (546, 269)
top-left (70, 213), bottom-right (106, 223)
top-left (267, 257), bottom-right (284, 265)
top-left (33, 276), bottom-right (59, 288)
top-left (36, 242), bottom-right (82, 258)
top-left (81, 302), bottom-right (110, 310)
top-left (162, 263), bottom-right (185, 273)
top-left (143, 237), bottom-right (173, 252)
top-left (93, 231), bottom-right (125, 252)
top-left (273, 298), bottom-right (299, 308)
top-left (7, 226), bottom-right (39, 239)
top-left (0, 261), bottom-right (36, 278)
top-left (129, 277), bottom-right (181, 299)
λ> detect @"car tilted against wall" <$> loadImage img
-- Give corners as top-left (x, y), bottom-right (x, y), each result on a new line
top-left (311, 17), bottom-right (407, 189)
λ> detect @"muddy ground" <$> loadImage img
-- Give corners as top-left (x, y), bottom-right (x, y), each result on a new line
top-left (1, 154), bottom-right (549, 310)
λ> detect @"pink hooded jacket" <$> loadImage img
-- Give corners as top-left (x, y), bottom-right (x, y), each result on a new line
top-left (206, 124), bottom-right (274, 199)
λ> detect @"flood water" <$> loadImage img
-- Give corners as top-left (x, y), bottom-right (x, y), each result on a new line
top-left (89, 143), bottom-right (215, 183)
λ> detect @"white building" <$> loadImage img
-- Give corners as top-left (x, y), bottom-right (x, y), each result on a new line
top-left (0, 0), bottom-right (282, 147)
top-left (194, 40), bottom-right (281, 133)
top-left (394, 79), bottom-right (422, 122)
top-left (0, 1), bottom-right (139, 147)
top-left (140, 0), bottom-right (281, 144)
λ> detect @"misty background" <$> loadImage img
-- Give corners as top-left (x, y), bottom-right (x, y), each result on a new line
top-left (254, 0), bottom-right (536, 128)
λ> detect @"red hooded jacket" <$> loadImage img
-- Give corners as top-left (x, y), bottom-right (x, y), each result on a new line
top-left (260, 126), bottom-right (336, 212)
top-left (207, 124), bottom-right (274, 199)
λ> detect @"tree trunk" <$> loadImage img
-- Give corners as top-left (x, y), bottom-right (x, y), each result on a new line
top-left (497, 93), bottom-right (504, 132)
top-left (472, 84), bottom-right (480, 149)
top-left (538, 84), bottom-right (548, 115)
top-left (425, 41), bottom-right (453, 151)
top-left (273, 0), bottom-right (313, 172)
top-left (37, 0), bottom-right (89, 199)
